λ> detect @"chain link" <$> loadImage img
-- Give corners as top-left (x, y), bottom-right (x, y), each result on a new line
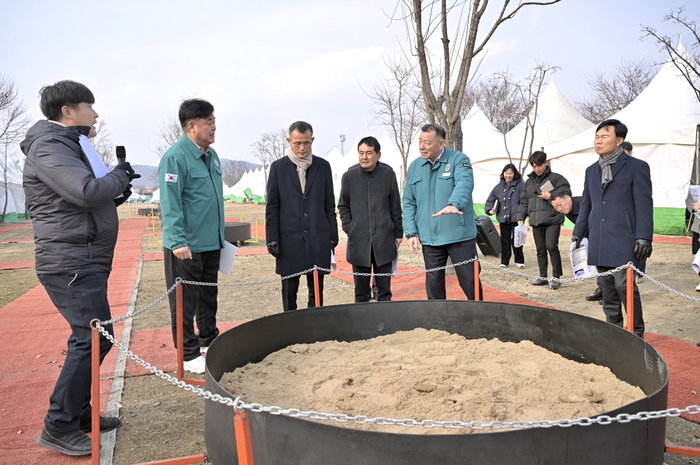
top-left (93, 258), bottom-right (700, 432)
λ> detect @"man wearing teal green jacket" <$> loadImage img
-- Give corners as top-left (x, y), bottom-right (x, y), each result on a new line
top-left (402, 124), bottom-right (482, 300)
top-left (159, 98), bottom-right (225, 374)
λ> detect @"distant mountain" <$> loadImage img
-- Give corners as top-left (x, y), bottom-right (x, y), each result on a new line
top-left (221, 158), bottom-right (261, 172)
top-left (128, 159), bottom-right (261, 191)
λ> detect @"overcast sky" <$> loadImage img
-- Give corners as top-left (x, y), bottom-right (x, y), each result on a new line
top-left (1, 0), bottom-right (697, 166)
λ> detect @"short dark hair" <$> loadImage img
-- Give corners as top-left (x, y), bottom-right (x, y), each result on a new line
top-left (358, 136), bottom-right (381, 153)
top-left (289, 121), bottom-right (313, 136)
top-left (421, 124), bottom-right (446, 140)
top-left (500, 163), bottom-right (521, 181)
top-left (550, 192), bottom-right (570, 202)
top-left (528, 151), bottom-right (547, 166)
top-left (179, 98), bottom-right (214, 129)
top-left (621, 141), bottom-right (633, 152)
top-left (596, 119), bottom-right (628, 140)
top-left (39, 80), bottom-right (95, 121)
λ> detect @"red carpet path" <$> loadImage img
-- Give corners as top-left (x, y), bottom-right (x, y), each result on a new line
top-left (0, 220), bottom-right (698, 464)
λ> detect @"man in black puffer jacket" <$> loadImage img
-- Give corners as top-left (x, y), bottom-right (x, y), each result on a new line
top-left (517, 151), bottom-right (571, 289)
top-left (21, 80), bottom-right (137, 456)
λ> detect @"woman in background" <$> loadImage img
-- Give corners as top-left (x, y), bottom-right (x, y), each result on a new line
top-left (485, 163), bottom-right (525, 268)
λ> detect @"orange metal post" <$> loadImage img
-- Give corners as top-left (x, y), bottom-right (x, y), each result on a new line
top-left (666, 444), bottom-right (700, 457)
top-left (313, 267), bottom-right (321, 308)
top-left (474, 261), bottom-right (480, 301)
top-left (626, 267), bottom-right (635, 333)
top-left (90, 319), bottom-right (101, 464)
top-left (233, 405), bottom-right (255, 465)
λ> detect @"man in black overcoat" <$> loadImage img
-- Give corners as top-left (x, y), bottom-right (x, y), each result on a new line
top-left (266, 121), bottom-right (338, 311)
top-left (572, 119), bottom-right (653, 337)
top-left (338, 136), bottom-right (403, 302)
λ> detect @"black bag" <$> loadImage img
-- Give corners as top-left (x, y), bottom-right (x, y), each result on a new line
top-left (475, 215), bottom-right (501, 257)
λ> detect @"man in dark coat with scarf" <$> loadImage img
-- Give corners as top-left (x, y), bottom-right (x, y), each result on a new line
top-left (572, 119), bottom-right (653, 337)
top-left (338, 136), bottom-right (403, 302)
top-left (266, 121), bottom-right (338, 311)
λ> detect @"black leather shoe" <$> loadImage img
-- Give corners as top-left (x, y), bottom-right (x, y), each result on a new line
top-left (586, 288), bottom-right (603, 301)
top-left (79, 416), bottom-right (122, 433)
top-left (37, 427), bottom-right (92, 456)
top-left (531, 278), bottom-right (548, 286)
top-left (549, 280), bottom-right (561, 290)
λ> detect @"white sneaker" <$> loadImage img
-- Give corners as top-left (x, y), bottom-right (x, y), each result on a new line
top-left (183, 355), bottom-right (206, 374)
top-left (516, 263), bottom-right (525, 268)
top-left (499, 264), bottom-right (507, 268)
top-left (695, 282), bottom-right (700, 292)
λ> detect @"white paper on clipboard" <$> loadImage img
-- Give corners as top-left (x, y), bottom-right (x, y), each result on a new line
top-left (219, 241), bottom-right (238, 276)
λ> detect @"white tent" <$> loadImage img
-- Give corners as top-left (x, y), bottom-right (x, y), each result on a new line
top-left (461, 105), bottom-right (505, 162)
top-left (468, 81), bottom-right (594, 209)
top-left (0, 187), bottom-right (20, 222)
top-left (549, 46), bottom-right (700, 235)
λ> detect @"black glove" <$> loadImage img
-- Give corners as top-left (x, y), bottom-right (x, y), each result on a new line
top-left (331, 240), bottom-right (338, 255)
top-left (116, 160), bottom-right (141, 181)
top-left (572, 236), bottom-right (582, 249)
top-left (267, 241), bottom-right (280, 258)
top-left (634, 239), bottom-right (653, 261)
top-left (114, 184), bottom-right (132, 207)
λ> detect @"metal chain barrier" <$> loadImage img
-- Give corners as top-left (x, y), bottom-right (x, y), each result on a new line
top-left (94, 255), bottom-right (700, 432)
top-left (94, 317), bottom-right (700, 431)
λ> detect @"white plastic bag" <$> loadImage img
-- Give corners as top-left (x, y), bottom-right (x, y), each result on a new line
top-left (513, 224), bottom-right (527, 248)
top-left (569, 238), bottom-right (597, 278)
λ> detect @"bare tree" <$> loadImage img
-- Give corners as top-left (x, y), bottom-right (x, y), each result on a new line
top-left (252, 129), bottom-right (288, 188)
top-left (513, 62), bottom-right (559, 172)
top-left (398, 0), bottom-right (562, 151)
top-left (642, 7), bottom-right (700, 103)
top-left (467, 70), bottom-right (528, 132)
top-left (575, 59), bottom-right (656, 123)
top-left (462, 62), bottom-right (557, 172)
top-left (0, 75), bottom-right (31, 222)
top-left (368, 57), bottom-right (425, 190)
top-left (154, 114), bottom-right (182, 159)
top-left (89, 120), bottom-right (115, 167)
top-left (222, 159), bottom-right (248, 187)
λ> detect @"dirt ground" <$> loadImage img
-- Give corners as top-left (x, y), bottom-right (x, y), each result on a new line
top-left (2, 202), bottom-right (700, 464)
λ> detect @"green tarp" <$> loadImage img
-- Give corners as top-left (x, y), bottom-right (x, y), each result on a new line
top-left (0, 212), bottom-right (19, 223)
top-left (243, 188), bottom-right (266, 205)
top-left (224, 194), bottom-right (247, 203)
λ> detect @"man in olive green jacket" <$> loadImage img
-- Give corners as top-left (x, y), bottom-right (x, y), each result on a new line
top-left (402, 124), bottom-right (482, 301)
top-left (159, 98), bottom-right (224, 374)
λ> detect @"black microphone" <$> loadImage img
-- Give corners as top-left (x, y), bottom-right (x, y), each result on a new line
top-left (116, 146), bottom-right (126, 164)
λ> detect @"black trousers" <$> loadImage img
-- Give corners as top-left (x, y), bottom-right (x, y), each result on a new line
top-left (421, 239), bottom-right (483, 300)
top-left (353, 248), bottom-right (393, 303)
top-left (498, 222), bottom-right (524, 266)
top-left (164, 247), bottom-right (220, 361)
top-left (38, 272), bottom-right (114, 433)
top-left (282, 273), bottom-right (325, 311)
top-left (597, 266), bottom-right (645, 337)
top-left (693, 231), bottom-right (700, 255)
top-left (531, 223), bottom-right (563, 278)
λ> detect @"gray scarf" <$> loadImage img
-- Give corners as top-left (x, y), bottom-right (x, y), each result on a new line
top-left (598, 146), bottom-right (624, 187)
top-left (287, 148), bottom-right (313, 192)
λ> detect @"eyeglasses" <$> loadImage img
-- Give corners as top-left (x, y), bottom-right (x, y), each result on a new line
top-left (551, 201), bottom-right (566, 212)
top-left (291, 141), bottom-right (312, 147)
